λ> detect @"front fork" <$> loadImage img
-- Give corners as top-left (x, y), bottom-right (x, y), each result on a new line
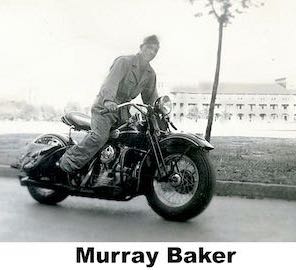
top-left (146, 112), bottom-right (168, 180)
top-left (147, 132), bottom-right (168, 179)
top-left (147, 132), bottom-right (193, 183)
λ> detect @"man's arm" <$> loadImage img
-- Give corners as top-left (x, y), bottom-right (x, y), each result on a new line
top-left (99, 57), bottom-right (128, 105)
top-left (141, 73), bottom-right (159, 105)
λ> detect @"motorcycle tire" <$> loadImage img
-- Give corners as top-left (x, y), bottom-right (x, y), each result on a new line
top-left (27, 186), bottom-right (68, 205)
top-left (146, 148), bottom-right (215, 222)
top-left (26, 134), bottom-right (69, 205)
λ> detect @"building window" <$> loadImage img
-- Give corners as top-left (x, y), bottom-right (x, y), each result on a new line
top-left (188, 103), bottom-right (197, 110)
top-left (249, 113), bottom-right (255, 121)
top-left (236, 104), bottom-right (244, 110)
top-left (180, 103), bottom-right (184, 109)
top-left (282, 114), bottom-right (288, 121)
top-left (271, 114), bottom-right (278, 120)
top-left (215, 113), bottom-right (221, 121)
top-left (187, 104), bottom-right (198, 120)
top-left (259, 113), bottom-right (266, 120)
top-left (259, 104), bottom-right (267, 109)
top-left (180, 113), bottom-right (184, 121)
top-left (282, 104), bottom-right (289, 110)
top-left (249, 104), bottom-right (256, 111)
top-left (238, 113), bottom-right (244, 120)
top-left (215, 104), bottom-right (222, 109)
top-left (270, 104), bottom-right (278, 110)
top-left (228, 113), bottom-right (233, 120)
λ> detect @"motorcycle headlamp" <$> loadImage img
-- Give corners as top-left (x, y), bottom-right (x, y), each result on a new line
top-left (154, 95), bottom-right (172, 115)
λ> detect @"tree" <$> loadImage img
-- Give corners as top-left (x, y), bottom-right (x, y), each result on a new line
top-left (189, 0), bottom-right (264, 141)
top-left (40, 105), bottom-right (59, 121)
top-left (65, 101), bottom-right (82, 112)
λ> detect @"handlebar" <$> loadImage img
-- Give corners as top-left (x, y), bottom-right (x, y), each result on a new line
top-left (100, 102), bottom-right (149, 115)
top-left (99, 101), bottom-right (178, 131)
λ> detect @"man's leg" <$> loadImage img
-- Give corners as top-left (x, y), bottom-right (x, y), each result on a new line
top-left (59, 112), bottom-right (118, 173)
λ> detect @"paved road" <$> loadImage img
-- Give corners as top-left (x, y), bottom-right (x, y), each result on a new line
top-left (0, 176), bottom-right (296, 242)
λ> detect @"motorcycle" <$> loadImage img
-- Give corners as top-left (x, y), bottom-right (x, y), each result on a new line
top-left (18, 96), bottom-right (216, 221)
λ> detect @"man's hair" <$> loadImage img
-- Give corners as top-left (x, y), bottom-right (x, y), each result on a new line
top-left (141, 35), bottom-right (160, 46)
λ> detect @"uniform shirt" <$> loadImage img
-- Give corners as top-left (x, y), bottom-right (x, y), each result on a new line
top-left (96, 53), bottom-right (158, 107)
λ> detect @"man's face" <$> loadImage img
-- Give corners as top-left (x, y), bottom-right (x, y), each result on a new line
top-left (140, 43), bottom-right (159, 62)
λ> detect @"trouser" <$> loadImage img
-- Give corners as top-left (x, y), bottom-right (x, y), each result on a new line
top-left (59, 107), bottom-right (119, 173)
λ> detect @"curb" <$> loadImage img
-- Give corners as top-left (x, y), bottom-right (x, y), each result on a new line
top-left (216, 180), bottom-right (296, 201)
top-left (1, 165), bottom-right (296, 201)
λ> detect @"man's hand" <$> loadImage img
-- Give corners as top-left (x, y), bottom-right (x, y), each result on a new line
top-left (104, 101), bottom-right (118, 112)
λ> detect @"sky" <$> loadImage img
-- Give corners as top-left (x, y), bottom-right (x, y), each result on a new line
top-left (0, 0), bottom-right (295, 108)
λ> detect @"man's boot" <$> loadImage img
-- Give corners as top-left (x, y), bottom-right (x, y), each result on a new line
top-left (56, 160), bottom-right (81, 187)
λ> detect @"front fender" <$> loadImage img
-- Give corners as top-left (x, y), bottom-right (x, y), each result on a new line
top-left (159, 133), bottom-right (214, 151)
top-left (137, 132), bottom-right (213, 194)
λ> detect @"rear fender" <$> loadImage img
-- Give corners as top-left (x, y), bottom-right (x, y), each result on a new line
top-left (19, 133), bottom-right (71, 173)
top-left (33, 133), bottom-right (72, 146)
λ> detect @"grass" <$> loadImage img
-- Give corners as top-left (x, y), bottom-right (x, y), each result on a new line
top-left (210, 137), bottom-right (296, 185)
top-left (0, 133), bottom-right (295, 186)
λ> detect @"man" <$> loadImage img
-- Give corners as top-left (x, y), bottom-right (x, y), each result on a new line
top-left (59, 35), bottom-right (160, 186)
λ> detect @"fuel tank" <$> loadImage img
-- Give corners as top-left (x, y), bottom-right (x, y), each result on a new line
top-left (116, 129), bottom-right (148, 148)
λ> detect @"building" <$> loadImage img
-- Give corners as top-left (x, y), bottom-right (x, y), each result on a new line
top-left (170, 82), bottom-right (296, 122)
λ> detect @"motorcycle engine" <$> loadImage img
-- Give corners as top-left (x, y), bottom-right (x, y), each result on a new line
top-left (92, 144), bottom-right (143, 193)
top-left (100, 145), bottom-right (116, 164)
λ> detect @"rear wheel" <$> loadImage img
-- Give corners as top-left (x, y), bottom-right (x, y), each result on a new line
top-left (26, 134), bottom-right (69, 205)
top-left (27, 186), bottom-right (68, 205)
top-left (146, 148), bottom-right (215, 221)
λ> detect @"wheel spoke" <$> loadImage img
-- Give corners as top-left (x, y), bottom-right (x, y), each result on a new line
top-left (153, 154), bottom-right (199, 207)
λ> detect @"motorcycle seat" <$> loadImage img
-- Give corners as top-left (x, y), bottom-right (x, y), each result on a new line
top-left (61, 112), bottom-right (91, 131)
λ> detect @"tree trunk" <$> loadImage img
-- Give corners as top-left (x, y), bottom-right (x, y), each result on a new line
top-left (205, 20), bottom-right (224, 142)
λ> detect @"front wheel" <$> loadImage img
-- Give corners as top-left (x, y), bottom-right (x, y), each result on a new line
top-left (146, 148), bottom-right (215, 221)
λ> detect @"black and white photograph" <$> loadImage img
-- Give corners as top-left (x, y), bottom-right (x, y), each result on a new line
top-left (0, 0), bottom-right (295, 268)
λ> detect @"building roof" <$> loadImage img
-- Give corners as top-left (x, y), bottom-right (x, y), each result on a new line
top-left (171, 82), bottom-right (294, 95)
